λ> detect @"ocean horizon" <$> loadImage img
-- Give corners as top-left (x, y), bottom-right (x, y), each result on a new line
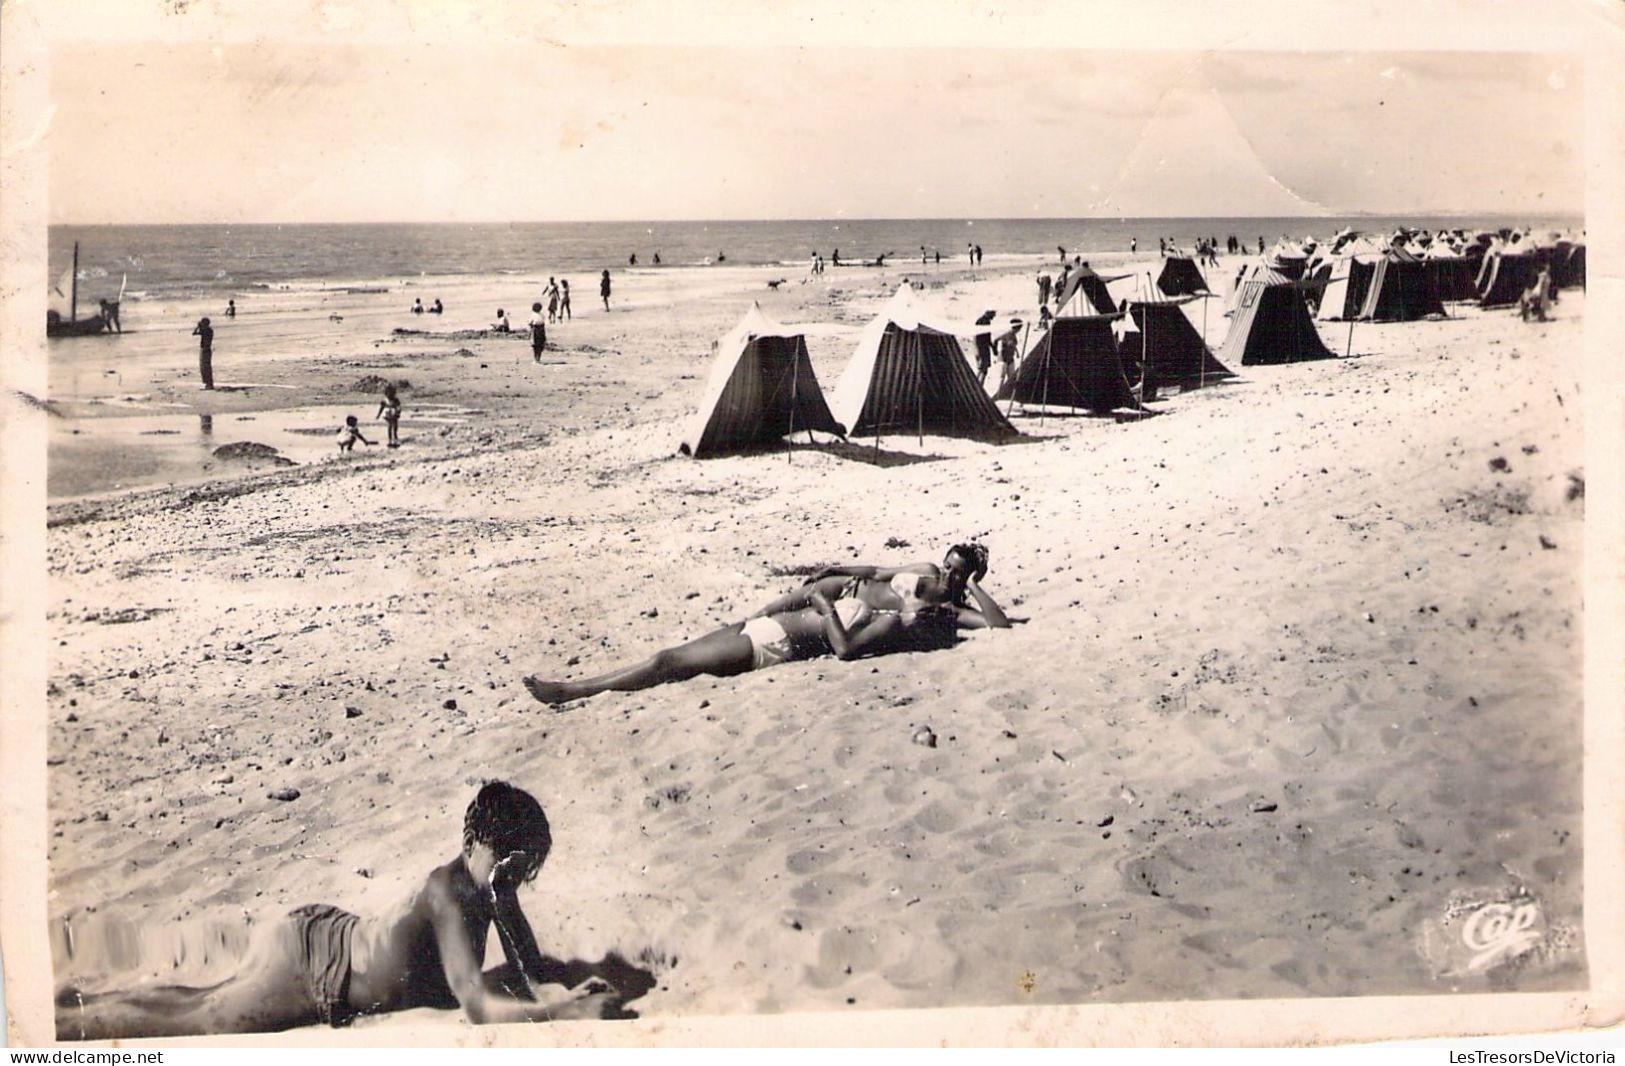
top-left (49, 213), bottom-right (1583, 303)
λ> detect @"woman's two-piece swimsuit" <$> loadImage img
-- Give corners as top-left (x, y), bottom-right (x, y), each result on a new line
top-left (739, 573), bottom-right (927, 670)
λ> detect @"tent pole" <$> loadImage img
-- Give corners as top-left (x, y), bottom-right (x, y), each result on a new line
top-left (916, 339), bottom-right (924, 447)
top-left (1200, 296), bottom-right (1208, 389)
top-left (788, 345), bottom-right (798, 464)
top-left (71, 241), bottom-right (80, 324)
top-left (1345, 316), bottom-right (1355, 359)
top-left (1139, 302), bottom-right (1149, 419)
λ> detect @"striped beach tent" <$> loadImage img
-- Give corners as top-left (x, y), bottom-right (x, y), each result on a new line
top-left (1358, 247), bottom-right (1445, 321)
top-left (1218, 267), bottom-right (1335, 366)
top-left (679, 302), bottom-right (845, 458)
top-left (1053, 264), bottom-right (1131, 315)
top-left (1156, 256), bottom-right (1211, 297)
top-left (1423, 242), bottom-right (1480, 302)
top-left (830, 286), bottom-right (1018, 441)
top-left (995, 311), bottom-right (1141, 413)
top-left (1478, 251), bottom-right (1540, 308)
top-left (1119, 296), bottom-right (1233, 386)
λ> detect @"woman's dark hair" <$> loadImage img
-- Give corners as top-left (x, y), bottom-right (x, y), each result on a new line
top-left (934, 543), bottom-right (986, 607)
top-left (463, 780), bottom-right (552, 883)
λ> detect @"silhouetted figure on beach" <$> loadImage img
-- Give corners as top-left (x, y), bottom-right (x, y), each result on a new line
top-left (973, 309), bottom-right (996, 385)
top-left (412, 298), bottom-right (424, 314)
top-left (100, 299), bottom-right (122, 333)
top-left (225, 299), bottom-right (236, 319)
top-left (600, 270), bottom-right (612, 311)
top-left (629, 253), bottom-right (637, 267)
top-left (376, 383), bottom-right (402, 448)
top-left (192, 317), bottom-right (214, 390)
top-left (430, 299), bottom-right (443, 315)
top-left (529, 303), bottom-right (547, 362)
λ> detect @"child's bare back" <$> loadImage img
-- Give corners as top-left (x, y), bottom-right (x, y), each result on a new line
top-left (56, 783), bottom-right (642, 1040)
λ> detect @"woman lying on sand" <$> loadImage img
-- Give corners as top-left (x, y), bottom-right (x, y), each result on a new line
top-left (522, 544), bottom-right (1008, 705)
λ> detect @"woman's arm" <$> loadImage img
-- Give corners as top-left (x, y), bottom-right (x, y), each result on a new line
top-left (750, 576), bottom-right (850, 618)
top-left (810, 591), bottom-right (901, 660)
top-left (802, 561), bottom-right (938, 586)
top-left (955, 575), bottom-right (1011, 630)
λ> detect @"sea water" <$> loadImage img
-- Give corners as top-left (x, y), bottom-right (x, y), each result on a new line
top-left (48, 214), bottom-right (1582, 303)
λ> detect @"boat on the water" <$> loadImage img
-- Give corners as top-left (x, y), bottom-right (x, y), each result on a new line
top-left (47, 241), bottom-right (121, 338)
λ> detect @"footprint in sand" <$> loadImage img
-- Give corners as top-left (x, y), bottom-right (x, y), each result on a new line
top-left (1118, 849), bottom-right (1195, 900)
top-left (911, 798), bottom-right (965, 835)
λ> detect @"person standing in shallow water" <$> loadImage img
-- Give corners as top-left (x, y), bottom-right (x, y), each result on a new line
top-left (600, 270), bottom-right (611, 311)
top-left (192, 317), bottom-right (214, 390)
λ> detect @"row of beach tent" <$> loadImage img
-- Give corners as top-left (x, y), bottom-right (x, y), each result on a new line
top-left (1223, 229), bottom-right (1586, 323)
top-left (682, 282), bottom-right (1266, 458)
top-left (681, 227), bottom-right (1584, 458)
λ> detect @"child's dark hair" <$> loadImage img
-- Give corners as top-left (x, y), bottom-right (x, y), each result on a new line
top-left (345, 415), bottom-right (358, 426)
top-left (463, 780), bottom-right (552, 883)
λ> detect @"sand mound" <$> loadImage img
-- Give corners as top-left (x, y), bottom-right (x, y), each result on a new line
top-left (351, 375), bottom-right (410, 393)
top-left (211, 442), bottom-right (294, 466)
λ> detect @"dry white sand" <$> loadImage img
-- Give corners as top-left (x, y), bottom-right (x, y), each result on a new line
top-left (43, 259), bottom-right (1586, 1028)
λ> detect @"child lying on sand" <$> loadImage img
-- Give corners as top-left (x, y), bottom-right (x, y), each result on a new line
top-left (57, 782), bottom-right (645, 1039)
top-left (523, 543), bottom-right (1008, 705)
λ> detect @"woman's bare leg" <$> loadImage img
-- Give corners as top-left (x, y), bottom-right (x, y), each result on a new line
top-left (524, 626), bottom-right (754, 704)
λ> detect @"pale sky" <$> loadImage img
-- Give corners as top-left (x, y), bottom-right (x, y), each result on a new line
top-left (48, 45), bottom-right (1583, 224)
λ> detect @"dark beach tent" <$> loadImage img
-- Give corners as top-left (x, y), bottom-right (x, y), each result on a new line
top-left (679, 302), bottom-right (845, 458)
top-left (1559, 243), bottom-right (1586, 289)
top-left (830, 286), bottom-right (1018, 441)
top-left (1053, 265), bottom-right (1130, 315)
top-left (1478, 251), bottom-right (1540, 308)
top-left (1120, 297), bottom-right (1233, 386)
top-left (994, 312), bottom-right (1141, 413)
top-left (1156, 256), bottom-right (1211, 297)
top-left (1358, 248), bottom-right (1445, 321)
top-left (1218, 268), bottom-right (1335, 367)
top-left (1424, 243), bottom-right (1480, 302)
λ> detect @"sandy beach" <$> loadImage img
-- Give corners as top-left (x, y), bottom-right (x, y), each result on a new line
top-left (42, 253), bottom-right (1587, 1027)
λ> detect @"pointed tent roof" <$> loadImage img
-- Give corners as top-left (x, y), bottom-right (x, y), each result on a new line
top-left (1219, 270), bottom-right (1335, 366)
top-left (995, 312), bottom-right (1141, 413)
top-left (1053, 265), bottom-right (1130, 316)
top-left (1156, 256), bottom-right (1211, 297)
top-left (1120, 297), bottom-right (1233, 384)
top-left (680, 302), bottom-right (846, 458)
top-left (831, 286), bottom-right (1018, 441)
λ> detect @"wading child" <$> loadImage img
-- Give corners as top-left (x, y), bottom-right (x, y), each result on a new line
top-left (338, 415), bottom-right (375, 453)
top-left (375, 384), bottom-right (402, 448)
top-left (57, 782), bottom-right (634, 1038)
